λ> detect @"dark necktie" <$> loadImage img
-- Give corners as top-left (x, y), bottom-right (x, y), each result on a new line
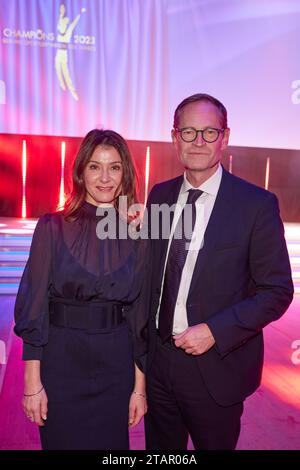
top-left (158, 189), bottom-right (203, 342)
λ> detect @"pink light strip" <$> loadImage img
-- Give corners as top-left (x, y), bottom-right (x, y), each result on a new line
top-left (265, 157), bottom-right (270, 190)
top-left (21, 140), bottom-right (27, 218)
top-left (229, 154), bottom-right (233, 174)
top-left (144, 145), bottom-right (150, 207)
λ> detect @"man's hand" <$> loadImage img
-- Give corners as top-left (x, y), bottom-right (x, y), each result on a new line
top-left (173, 323), bottom-right (215, 355)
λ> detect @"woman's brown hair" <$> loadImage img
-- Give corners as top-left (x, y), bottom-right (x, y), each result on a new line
top-left (63, 129), bottom-right (138, 220)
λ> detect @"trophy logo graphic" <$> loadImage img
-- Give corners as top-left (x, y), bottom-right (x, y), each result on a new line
top-left (55, 4), bottom-right (86, 101)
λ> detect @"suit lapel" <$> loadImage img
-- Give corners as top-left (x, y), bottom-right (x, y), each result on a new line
top-left (154, 176), bottom-right (183, 283)
top-left (189, 169), bottom-right (234, 296)
top-left (158, 176), bottom-right (183, 262)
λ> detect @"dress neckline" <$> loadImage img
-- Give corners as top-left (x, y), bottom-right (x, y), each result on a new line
top-left (81, 201), bottom-right (115, 218)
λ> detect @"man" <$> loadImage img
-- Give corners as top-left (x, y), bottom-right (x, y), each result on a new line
top-left (144, 93), bottom-right (294, 450)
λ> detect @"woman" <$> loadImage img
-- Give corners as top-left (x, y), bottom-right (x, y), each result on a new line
top-left (14, 129), bottom-right (148, 450)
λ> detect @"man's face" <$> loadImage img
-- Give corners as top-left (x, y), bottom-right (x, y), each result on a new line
top-left (172, 101), bottom-right (230, 174)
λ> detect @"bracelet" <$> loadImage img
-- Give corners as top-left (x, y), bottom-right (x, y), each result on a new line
top-left (132, 391), bottom-right (146, 398)
top-left (23, 386), bottom-right (44, 397)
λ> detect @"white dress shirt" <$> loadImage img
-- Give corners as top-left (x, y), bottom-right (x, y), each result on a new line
top-left (157, 164), bottom-right (223, 334)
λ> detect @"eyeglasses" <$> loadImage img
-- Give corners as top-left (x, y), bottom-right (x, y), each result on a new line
top-left (175, 127), bottom-right (225, 143)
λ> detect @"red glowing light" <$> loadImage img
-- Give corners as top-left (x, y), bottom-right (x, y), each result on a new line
top-left (21, 140), bottom-right (27, 218)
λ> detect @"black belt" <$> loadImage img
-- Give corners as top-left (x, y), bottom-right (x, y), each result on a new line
top-left (49, 300), bottom-right (125, 330)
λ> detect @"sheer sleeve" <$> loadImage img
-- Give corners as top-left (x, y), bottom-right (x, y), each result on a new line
top-left (124, 238), bottom-right (151, 373)
top-left (14, 214), bottom-right (53, 360)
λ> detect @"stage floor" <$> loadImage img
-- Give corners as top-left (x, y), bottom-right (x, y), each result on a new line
top-left (0, 294), bottom-right (299, 450)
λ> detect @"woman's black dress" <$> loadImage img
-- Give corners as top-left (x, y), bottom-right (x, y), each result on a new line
top-left (14, 202), bottom-right (148, 450)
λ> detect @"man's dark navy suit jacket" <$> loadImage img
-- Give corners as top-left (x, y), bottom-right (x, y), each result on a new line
top-left (145, 168), bottom-right (294, 406)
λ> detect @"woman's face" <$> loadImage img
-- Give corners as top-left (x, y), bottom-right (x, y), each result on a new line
top-left (83, 145), bottom-right (123, 206)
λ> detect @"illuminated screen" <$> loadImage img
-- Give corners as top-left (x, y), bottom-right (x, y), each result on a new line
top-left (0, 0), bottom-right (300, 149)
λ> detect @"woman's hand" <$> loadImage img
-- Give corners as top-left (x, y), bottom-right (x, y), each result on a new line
top-left (23, 385), bottom-right (48, 426)
top-left (23, 360), bottom-right (48, 426)
top-left (128, 390), bottom-right (147, 427)
top-left (128, 364), bottom-right (147, 427)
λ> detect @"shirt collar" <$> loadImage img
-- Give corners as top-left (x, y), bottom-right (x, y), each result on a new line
top-left (181, 164), bottom-right (223, 196)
